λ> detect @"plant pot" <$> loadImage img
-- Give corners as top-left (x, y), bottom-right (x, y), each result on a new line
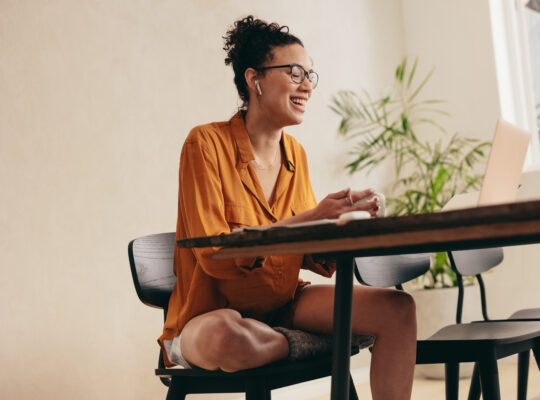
top-left (411, 285), bottom-right (483, 380)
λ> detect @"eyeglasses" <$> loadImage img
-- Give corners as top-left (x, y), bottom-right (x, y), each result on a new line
top-left (256, 64), bottom-right (319, 89)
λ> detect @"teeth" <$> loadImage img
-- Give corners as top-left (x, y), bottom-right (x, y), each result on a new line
top-left (291, 97), bottom-right (306, 105)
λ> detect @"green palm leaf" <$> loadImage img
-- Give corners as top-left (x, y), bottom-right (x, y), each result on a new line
top-left (330, 57), bottom-right (490, 289)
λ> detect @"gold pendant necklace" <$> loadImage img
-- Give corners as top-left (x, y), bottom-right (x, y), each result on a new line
top-left (252, 145), bottom-right (280, 170)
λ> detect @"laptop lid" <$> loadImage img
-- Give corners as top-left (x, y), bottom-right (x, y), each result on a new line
top-left (442, 119), bottom-right (531, 210)
top-left (477, 119), bottom-right (530, 206)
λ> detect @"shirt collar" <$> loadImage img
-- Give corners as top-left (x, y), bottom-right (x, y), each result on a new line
top-left (281, 131), bottom-right (296, 172)
top-left (229, 111), bottom-right (296, 172)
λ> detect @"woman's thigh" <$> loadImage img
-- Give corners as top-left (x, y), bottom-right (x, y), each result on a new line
top-left (290, 284), bottom-right (415, 336)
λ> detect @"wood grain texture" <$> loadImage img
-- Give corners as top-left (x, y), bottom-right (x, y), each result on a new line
top-left (174, 200), bottom-right (540, 259)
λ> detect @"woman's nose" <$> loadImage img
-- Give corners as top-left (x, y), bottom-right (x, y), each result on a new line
top-left (300, 77), bottom-right (313, 93)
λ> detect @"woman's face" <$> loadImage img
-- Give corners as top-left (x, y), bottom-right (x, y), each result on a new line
top-left (254, 43), bottom-right (314, 127)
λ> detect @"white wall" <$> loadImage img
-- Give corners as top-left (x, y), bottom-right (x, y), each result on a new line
top-left (0, 1), bottom-right (404, 398)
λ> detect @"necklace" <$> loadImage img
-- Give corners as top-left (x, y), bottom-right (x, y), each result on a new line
top-left (252, 145), bottom-right (281, 171)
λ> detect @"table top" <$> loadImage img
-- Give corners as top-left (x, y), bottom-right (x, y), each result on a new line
top-left (176, 199), bottom-right (540, 259)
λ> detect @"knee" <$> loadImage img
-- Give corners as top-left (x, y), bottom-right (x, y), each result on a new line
top-left (196, 310), bottom-right (248, 365)
top-left (384, 290), bottom-right (416, 331)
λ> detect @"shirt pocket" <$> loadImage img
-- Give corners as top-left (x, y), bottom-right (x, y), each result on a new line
top-left (224, 201), bottom-right (259, 230)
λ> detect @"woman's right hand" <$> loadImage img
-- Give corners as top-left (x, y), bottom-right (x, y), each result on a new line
top-left (312, 188), bottom-right (378, 220)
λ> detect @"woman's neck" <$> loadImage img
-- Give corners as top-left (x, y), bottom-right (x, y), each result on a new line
top-left (244, 108), bottom-right (282, 154)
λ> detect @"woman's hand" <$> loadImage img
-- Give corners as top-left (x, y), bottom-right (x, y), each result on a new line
top-left (271, 188), bottom-right (379, 227)
top-left (311, 188), bottom-right (379, 220)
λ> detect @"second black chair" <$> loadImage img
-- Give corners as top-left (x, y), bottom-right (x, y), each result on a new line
top-left (450, 248), bottom-right (540, 400)
top-left (355, 250), bottom-right (540, 400)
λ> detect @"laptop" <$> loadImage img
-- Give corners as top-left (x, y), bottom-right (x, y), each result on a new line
top-left (443, 119), bottom-right (531, 211)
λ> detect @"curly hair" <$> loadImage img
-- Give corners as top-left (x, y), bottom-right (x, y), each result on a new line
top-left (223, 15), bottom-right (303, 109)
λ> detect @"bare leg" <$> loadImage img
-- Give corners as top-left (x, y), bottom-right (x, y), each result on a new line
top-left (180, 308), bottom-right (289, 372)
top-left (291, 284), bottom-right (416, 400)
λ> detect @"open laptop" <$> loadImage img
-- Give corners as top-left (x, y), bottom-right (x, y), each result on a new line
top-left (443, 119), bottom-right (531, 211)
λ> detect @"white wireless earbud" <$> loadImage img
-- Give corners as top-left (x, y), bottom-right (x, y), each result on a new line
top-left (255, 80), bottom-right (262, 96)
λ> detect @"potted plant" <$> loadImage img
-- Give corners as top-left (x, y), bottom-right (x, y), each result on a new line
top-left (330, 57), bottom-right (491, 378)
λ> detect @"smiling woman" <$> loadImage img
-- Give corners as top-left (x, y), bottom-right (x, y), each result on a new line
top-left (158, 15), bottom-right (415, 400)
top-left (244, 43), bottom-right (314, 139)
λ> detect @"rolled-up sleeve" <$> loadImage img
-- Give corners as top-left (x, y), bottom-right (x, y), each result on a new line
top-left (301, 254), bottom-right (337, 278)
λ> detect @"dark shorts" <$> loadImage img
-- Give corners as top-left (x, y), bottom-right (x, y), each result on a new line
top-left (242, 283), bottom-right (307, 328)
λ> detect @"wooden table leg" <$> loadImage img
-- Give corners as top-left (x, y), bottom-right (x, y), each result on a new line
top-left (331, 255), bottom-right (354, 400)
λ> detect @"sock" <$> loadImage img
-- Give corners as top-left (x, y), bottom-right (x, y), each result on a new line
top-left (273, 327), bottom-right (375, 361)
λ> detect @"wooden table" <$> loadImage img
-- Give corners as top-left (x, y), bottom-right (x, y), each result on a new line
top-left (177, 200), bottom-right (540, 400)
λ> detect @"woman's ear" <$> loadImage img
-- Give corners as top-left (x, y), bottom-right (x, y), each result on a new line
top-left (245, 68), bottom-right (259, 94)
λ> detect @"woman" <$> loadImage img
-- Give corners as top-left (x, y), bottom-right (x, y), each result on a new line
top-left (159, 16), bottom-right (416, 399)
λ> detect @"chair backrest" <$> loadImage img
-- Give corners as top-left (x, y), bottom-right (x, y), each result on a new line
top-left (449, 247), bottom-right (504, 276)
top-left (128, 232), bottom-right (177, 309)
top-left (448, 247), bottom-right (504, 322)
top-left (354, 253), bottom-right (431, 288)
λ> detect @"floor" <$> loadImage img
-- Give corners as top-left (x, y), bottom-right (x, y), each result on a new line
top-left (187, 356), bottom-right (540, 399)
top-left (339, 359), bottom-right (540, 400)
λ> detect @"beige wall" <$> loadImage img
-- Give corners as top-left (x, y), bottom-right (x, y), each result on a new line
top-left (0, 1), bottom-right (404, 398)
top-left (401, 0), bottom-right (501, 141)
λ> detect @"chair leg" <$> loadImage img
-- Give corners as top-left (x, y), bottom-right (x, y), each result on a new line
top-left (246, 379), bottom-right (269, 400)
top-left (532, 341), bottom-right (540, 370)
top-left (349, 373), bottom-right (359, 400)
top-left (467, 363), bottom-right (481, 400)
top-left (478, 353), bottom-right (501, 400)
top-left (445, 363), bottom-right (459, 400)
top-left (517, 351), bottom-right (530, 400)
top-left (166, 377), bottom-right (187, 400)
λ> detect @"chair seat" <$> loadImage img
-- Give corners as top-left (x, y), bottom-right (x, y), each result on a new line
top-left (509, 308), bottom-right (540, 320)
top-left (428, 321), bottom-right (540, 343)
top-left (157, 348), bottom-right (357, 377)
top-left (155, 349), bottom-right (360, 393)
top-left (417, 321), bottom-right (540, 364)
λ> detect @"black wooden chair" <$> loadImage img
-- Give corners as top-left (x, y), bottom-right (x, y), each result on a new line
top-left (449, 248), bottom-right (540, 400)
top-left (128, 232), bottom-right (368, 400)
top-left (354, 251), bottom-right (540, 400)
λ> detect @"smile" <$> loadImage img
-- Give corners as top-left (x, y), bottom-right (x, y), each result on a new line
top-left (290, 97), bottom-right (307, 106)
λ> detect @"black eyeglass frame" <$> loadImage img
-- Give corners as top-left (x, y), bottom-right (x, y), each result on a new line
top-left (256, 64), bottom-right (319, 88)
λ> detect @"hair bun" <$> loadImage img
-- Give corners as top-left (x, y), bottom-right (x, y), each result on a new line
top-left (223, 16), bottom-right (290, 66)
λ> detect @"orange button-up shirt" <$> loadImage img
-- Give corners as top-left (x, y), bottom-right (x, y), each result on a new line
top-left (158, 112), bottom-right (335, 365)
